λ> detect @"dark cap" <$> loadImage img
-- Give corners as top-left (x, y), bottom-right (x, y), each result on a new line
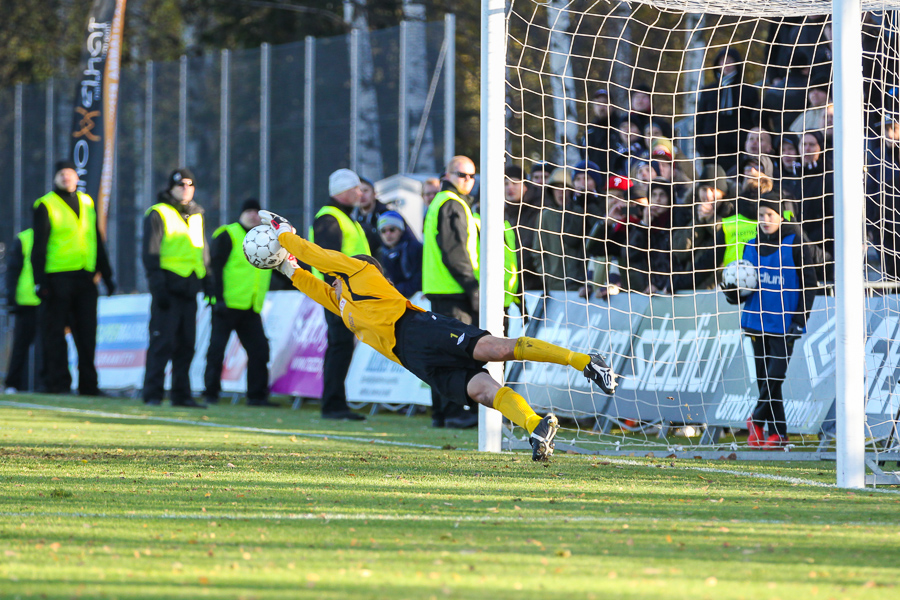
top-left (359, 175), bottom-right (375, 188)
top-left (240, 198), bottom-right (261, 213)
top-left (54, 160), bottom-right (77, 173)
top-left (757, 193), bottom-right (794, 219)
top-left (168, 168), bottom-right (195, 190)
top-left (593, 88), bottom-right (609, 98)
top-left (531, 161), bottom-right (553, 175)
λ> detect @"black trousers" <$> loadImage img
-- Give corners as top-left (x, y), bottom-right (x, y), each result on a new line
top-left (204, 307), bottom-right (270, 402)
top-left (39, 272), bottom-right (99, 394)
top-left (321, 309), bottom-right (355, 414)
top-left (749, 332), bottom-right (797, 438)
top-left (428, 295), bottom-right (478, 422)
top-left (143, 293), bottom-right (197, 404)
top-left (5, 306), bottom-right (39, 391)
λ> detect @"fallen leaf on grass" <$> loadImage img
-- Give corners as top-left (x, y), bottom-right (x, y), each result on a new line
top-left (227, 463), bottom-right (236, 468)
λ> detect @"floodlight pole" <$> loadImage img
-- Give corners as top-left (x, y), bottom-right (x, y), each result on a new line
top-left (479, 0), bottom-right (505, 452)
top-left (833, 0), bottom-right (866, 488)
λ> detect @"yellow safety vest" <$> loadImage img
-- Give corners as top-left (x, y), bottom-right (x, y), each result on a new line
top-left (721, 214), bottom-right (758, 266)
top-left (503, 220), bottom-right (519, 308)
top-left (471, 212), bottom-right (518, 308)
top-left (423, 190), bottom-right (480, 295)
top-left (146, 203), bottom-right (207, 279)
top-left (309, 205), bottom-right (371, 279)
top-left (34, 191), bottom-right (97, 273)
top-left (15, 229), bottom-right (40, 307)
top-left (213, 223), bottom-right (271, 313)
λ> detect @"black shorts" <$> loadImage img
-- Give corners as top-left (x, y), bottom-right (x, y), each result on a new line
top-left (393, 309), bottom-right (490, 405)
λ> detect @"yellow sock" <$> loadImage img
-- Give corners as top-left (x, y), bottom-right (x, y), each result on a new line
top-left (514, 337), bottom-right (591, 371)
top-left (493, 386), bottom-right (542, 433)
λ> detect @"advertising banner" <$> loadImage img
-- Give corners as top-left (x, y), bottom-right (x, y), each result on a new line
top-left (508, 291), bottom-right (648, 416)
top-left (69, 0), bottom-right (127, 235)
top-left (267, 293), bottom-right (328, 398)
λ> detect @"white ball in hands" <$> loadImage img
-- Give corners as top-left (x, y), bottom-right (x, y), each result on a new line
top-left (243, 224), bottom-right (288, 269)
top-left (720, 259), bottom-right (758, 299)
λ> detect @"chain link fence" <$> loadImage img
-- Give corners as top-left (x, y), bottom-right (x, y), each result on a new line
top-left (0, 18), bottom-right (454, 301)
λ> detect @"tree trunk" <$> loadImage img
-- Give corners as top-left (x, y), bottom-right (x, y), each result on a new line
top-left (546, 1), bottom-right (581, 166)
top-left (402, 0), bottom-right (436, 173)
top-left (345, 0), bottom-right (385, 180)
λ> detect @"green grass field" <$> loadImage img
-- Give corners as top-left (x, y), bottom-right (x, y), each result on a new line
top-left (1, 394), bottom-right (899, 599)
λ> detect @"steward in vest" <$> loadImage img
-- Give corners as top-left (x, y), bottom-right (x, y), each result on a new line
top-left (31, 160), bottom-right (115, 396)
top-left (422, 156), bottom-right (480, 429)
top-left (141, 168), bottom-right (209, 408)
top-left (670, 192), bottom-right (757, 292)
top-left (311, 168), bottom-right (371, 421)
top-left (722, 196), bottom-right (819, 449)
top-left (4, 229), bottom-right (41, 393)
top-left (203, 199), bottom-right (275, 407)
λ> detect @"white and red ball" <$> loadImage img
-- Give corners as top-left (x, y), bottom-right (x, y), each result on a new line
top-left (242, 224), bottom-right (288, 269)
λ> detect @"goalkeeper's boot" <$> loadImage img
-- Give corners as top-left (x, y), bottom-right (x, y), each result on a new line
top-left (530, 413), bottom-right (559, 462)
top-left (584, 353), bottom-right (617, 394)
top-left (746, 418), bottom-right (766, 448)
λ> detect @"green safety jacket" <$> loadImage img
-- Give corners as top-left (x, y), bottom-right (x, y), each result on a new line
top-left (503, 220), bottom-right (519, 308)
top-left (34, 191), bottom-right (97, 273)
top-left (15, 229), bottom-right (40, 306)
top-left (309, 205), bottom-right (371, 279)
top-left (721, 214), bottom-right (758, 266)
top-left (423, 190), bottom-right (480, 295)
top-left (213, 222), bottom-right (272, 313)
top-left (146, 203), bottom-right (207, 279)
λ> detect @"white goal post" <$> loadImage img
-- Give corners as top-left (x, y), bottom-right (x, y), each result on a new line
top-left (478, 0), bottom-right (884, 488)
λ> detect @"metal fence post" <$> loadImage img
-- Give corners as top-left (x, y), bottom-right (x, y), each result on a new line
top-left (220, 49), bottom-right (231, 228)
top-left (141, 61), bottom-right (154, 286)
top-left (304, 36), bottom-right (316, 234)
top-left (444, 13), bottom-right (456, 164)
top-left (179, 55), bottom-right (188, 167)
top-left (14, 83), bottom-right (23, 235)
top-left (45, 78), bottom-right (55, 189)
top-left (399, 21), bottom-right (409, 173)
top-left (350, 28), bottom-right (360, 172)
top-left (260, 43), bottom-right (271, 208)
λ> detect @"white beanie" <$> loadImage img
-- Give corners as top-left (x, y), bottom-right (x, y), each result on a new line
top-left (329, 168), bottom-right (361, 197)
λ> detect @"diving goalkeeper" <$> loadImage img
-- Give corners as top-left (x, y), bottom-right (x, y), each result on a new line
top-left (259, 211), bottom-right (617, 461)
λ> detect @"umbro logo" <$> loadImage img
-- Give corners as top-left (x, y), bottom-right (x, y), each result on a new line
top-left (457, 333), bottom-right (466, 346)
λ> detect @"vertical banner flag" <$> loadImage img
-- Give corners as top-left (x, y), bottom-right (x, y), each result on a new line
top-left (69, 0), bottom-right (127, 238)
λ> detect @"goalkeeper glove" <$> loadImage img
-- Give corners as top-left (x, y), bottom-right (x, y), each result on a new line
top-left (259, 210), bottom-right (296, 237)
top-left (278, 253), bottom-right (300, 279)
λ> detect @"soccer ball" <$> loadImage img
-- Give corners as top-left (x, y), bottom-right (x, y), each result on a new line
top-left (720, 259), bottom-right (758, 298)
top-left (242, 224), bottom-right (288, 269)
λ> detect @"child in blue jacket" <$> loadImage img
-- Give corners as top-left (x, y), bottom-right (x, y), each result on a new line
top-left (726, 194), bottom-right (820, 447)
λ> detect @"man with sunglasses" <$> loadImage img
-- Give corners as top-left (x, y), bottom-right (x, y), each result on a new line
top-left (141, 168), bottom-right (209, 408)
top-left (422, 156), bottom-right (480, 428)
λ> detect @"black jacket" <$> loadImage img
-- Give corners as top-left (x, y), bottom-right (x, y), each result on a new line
top-left (5, 235), bottom-right (24, 307)
top-left (143, 191), bottom-right (209, 298)
top-left (433, 180), bottom-right (479, 307)
top-left (354, 200), bottom-right (391, 254)
top-left (695, 54), bottom-right (761, 172)
top-left (376, 229), bottom-right (423, 298)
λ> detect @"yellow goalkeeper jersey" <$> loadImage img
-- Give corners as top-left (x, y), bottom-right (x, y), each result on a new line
top-left (279, 232), bottom-right (424, 364)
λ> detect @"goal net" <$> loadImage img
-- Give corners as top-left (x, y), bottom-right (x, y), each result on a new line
top-left (498, 0), bottom-right (900, 470)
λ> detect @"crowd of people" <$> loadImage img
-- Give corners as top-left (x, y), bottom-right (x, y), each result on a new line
top-left (4, 15), bottom-right (900, 444)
